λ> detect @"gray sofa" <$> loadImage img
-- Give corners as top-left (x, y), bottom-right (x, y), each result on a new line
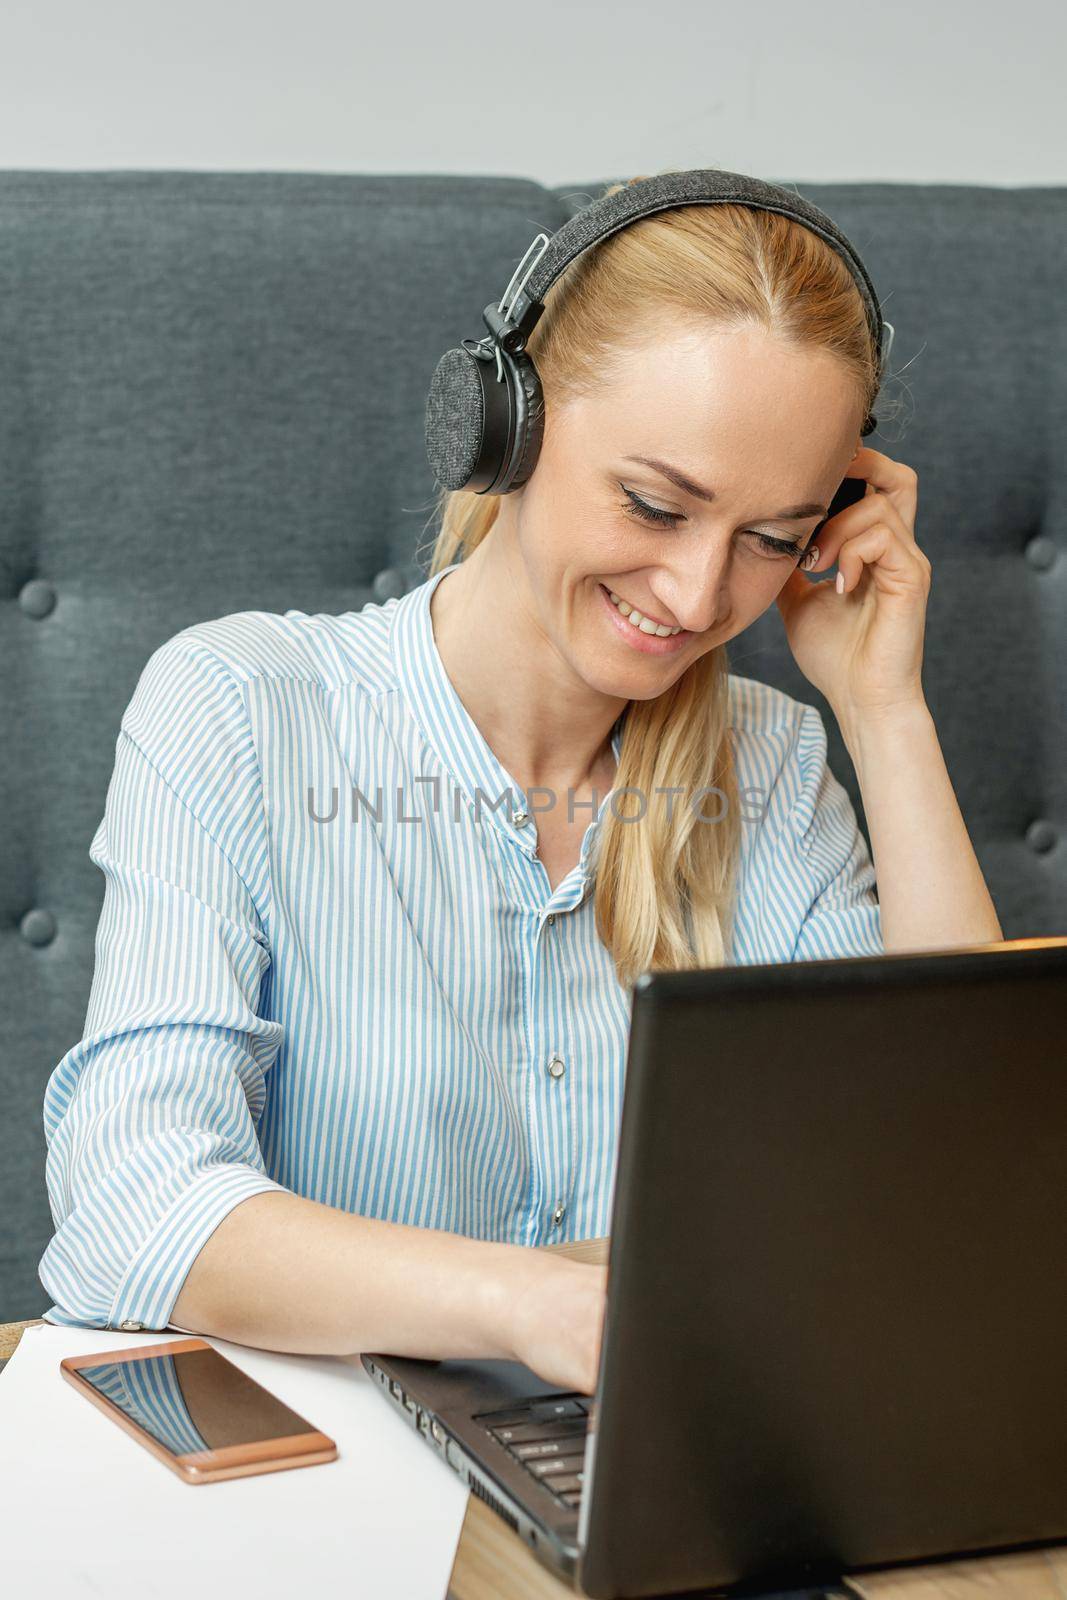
top-left (1, 171), bottom-right (1063, 1322)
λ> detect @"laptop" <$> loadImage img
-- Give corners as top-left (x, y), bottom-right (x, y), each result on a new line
top-left (362, 937), bottom-right (1067, 1598)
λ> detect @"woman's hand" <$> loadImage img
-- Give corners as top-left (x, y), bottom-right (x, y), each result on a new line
top-left (506, 1254), bottom-right (607, 1396)
top-left (775, 445), bottom-right (932, 725)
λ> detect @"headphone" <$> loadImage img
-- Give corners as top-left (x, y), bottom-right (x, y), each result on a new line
top-left (424, 166), bottom-right (895, 504)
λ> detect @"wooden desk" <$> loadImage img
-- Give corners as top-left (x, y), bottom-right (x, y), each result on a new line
top-left (5, 1239), bottom-right (1067, 1600)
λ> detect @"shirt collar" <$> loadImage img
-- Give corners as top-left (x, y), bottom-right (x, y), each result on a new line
top-left (390, 562), bottom-right (625, 870)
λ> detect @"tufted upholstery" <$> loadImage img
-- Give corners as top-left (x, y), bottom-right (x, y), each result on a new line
top-left (1, 171), bottom-right (1064, 1320)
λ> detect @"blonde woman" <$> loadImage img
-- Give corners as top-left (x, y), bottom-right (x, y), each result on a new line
top-left (40, 175), bottom-right (1000, 1399)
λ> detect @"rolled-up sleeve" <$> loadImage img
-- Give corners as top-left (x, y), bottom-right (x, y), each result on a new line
top-left (39, 629), bottom-right (289, 1330)
top-left (784, 703), bottom-right (882, 961)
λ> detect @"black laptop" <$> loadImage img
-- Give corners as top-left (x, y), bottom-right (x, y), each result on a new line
top-left (362, 937), bottom-right (1067, 1598)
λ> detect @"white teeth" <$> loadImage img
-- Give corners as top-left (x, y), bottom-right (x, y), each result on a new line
top-left (606, 587), bottom-right (681, 635)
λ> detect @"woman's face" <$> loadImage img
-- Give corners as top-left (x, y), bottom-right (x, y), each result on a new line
top-left (510, 314), bottom-right (865, 701)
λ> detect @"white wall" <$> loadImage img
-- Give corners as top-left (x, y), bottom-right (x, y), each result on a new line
top-left (1, 0), bottom-right (1063, 186)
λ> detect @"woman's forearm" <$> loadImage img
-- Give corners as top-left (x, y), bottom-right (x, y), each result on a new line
top-left (169, 1189), bottom-right (548, 1360)
top-left (837, 699), bottom-right (1003, 953)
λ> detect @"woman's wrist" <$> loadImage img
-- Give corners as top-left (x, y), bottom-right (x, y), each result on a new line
top-left (488, 1244), bottom-right (573, 1366)
top-left (472, 1239), bottom-right (540, 1362)
top-left (832, 695), bottom-right (934, 773)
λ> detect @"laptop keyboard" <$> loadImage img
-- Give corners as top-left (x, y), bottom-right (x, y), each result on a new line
top-left (475, 1395), bottom-right (590, 1510)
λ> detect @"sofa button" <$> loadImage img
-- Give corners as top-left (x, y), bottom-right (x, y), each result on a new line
top-left (1024, 536), bottom-right (1057, 572)
top-left (372, 567), bottom-right (406, 601)
top-left (18, 579), bottom-right (57, 618)
top-left (20, 908), bottom-right (57, 947)
top-left (1025, 820), bottom-right (1057, 855)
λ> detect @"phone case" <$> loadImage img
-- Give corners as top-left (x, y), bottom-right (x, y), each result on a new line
top-left (820, 472), bottom-right (868, 529)
top-left (60, 1337), bottom-right (338, 1483)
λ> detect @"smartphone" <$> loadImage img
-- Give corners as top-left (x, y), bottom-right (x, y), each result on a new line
top-left (61, 1337), bottom-right (338, 1484)
top-left (817, 472), bottom-right (868, 534)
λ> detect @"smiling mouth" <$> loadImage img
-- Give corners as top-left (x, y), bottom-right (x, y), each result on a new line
top-left (601, 584), bottom-right (685, 636)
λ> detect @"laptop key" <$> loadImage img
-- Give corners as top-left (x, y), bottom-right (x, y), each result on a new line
top-left (527, 1454), bottom-right (585, 1479)
top-left (489, 1418), bottom-right (586, 1445)
top-left (551, 1474), bottom-right (583, 1495)
top-left (472, 1408), bottom-right (533, 1428)
top-left (527, 1397), bottom-right (586, 1421)
top-left (512, 1438), bottom-right (584, 1461)
top-left (559, 1488), bottom-right (583, 1507)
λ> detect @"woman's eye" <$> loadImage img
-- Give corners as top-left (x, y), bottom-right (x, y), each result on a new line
top-left (619, 486), bottom-right (684, 527)
top-left (619, 485), bottom-right (804, 558)
top-left (749, 531), bottom-right (803, 559)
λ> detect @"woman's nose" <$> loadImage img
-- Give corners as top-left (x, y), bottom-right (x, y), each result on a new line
top-left (655, 547), bottom-right (730, 636)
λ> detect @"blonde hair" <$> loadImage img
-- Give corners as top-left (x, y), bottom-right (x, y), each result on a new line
top-left (424, 172), bottom-right (883, 989)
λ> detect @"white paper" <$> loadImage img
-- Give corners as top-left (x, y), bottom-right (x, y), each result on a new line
top-left (0, 1323), bottom-right (469, 1599)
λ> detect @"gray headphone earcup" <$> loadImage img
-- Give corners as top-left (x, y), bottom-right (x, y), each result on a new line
top-left (424, 343), bottom-right (546, 496)
top-left (425, 347), bottom-right (486, 491)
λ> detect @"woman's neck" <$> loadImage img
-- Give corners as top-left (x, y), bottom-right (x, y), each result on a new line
top-left (429, 519), bottom-right (626, 796)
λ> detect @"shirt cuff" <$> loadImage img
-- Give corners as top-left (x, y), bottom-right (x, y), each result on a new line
top-left (108, 1164), bottom-right (289, 1330)
top-left (41, 1164), bottom-right (288, 1331)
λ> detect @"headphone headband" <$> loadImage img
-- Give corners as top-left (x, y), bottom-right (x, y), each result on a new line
top-left (425, 167), bottom-right (893, 497)
top-left (504, 168), bottom-right (887, 371)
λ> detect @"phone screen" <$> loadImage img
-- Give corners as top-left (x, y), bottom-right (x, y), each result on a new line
top-left (75, 1346), bottom-right (316, 1457)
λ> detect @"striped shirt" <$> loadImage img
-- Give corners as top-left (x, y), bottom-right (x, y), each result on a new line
top-left (39, 561), bottom-right (881, 1330)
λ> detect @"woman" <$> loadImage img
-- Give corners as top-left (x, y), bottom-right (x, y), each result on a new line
top-left (39, 176), bottom-right (1001, 1398)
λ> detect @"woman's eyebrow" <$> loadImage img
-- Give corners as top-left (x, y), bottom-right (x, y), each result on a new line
top-left (623, 454), bottom-right (827, 520)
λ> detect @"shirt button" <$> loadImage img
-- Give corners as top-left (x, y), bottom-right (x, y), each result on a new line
top-left (545, 913), bottom-right (556, 926)
top-left (511, 808), bottom-right (529, 828)
top-left (119, 1320), bottom-right (144, 1331)
top-left (552, 1204), bottom-right (566, 1226)
top-left (547, 1054), bottom-right (566, 1079)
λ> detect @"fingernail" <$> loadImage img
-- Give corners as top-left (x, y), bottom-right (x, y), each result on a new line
top-left (835, 572), bottom-right (845, 595)
top-left (801, 545), bottom-right (820, 571)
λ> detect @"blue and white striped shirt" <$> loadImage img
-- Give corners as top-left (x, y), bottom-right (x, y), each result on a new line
top-left (40, 561), bottom-right (881, 1330)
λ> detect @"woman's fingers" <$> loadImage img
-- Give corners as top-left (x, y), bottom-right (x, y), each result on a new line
top-left (803, 482), bottom-right (921, 576)
top-left (848, 445), bottom-right (919, 533)
top-left (833, 520), bottom-right (932, 598)
top-left (776, 447), bottom-right (932, 718)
